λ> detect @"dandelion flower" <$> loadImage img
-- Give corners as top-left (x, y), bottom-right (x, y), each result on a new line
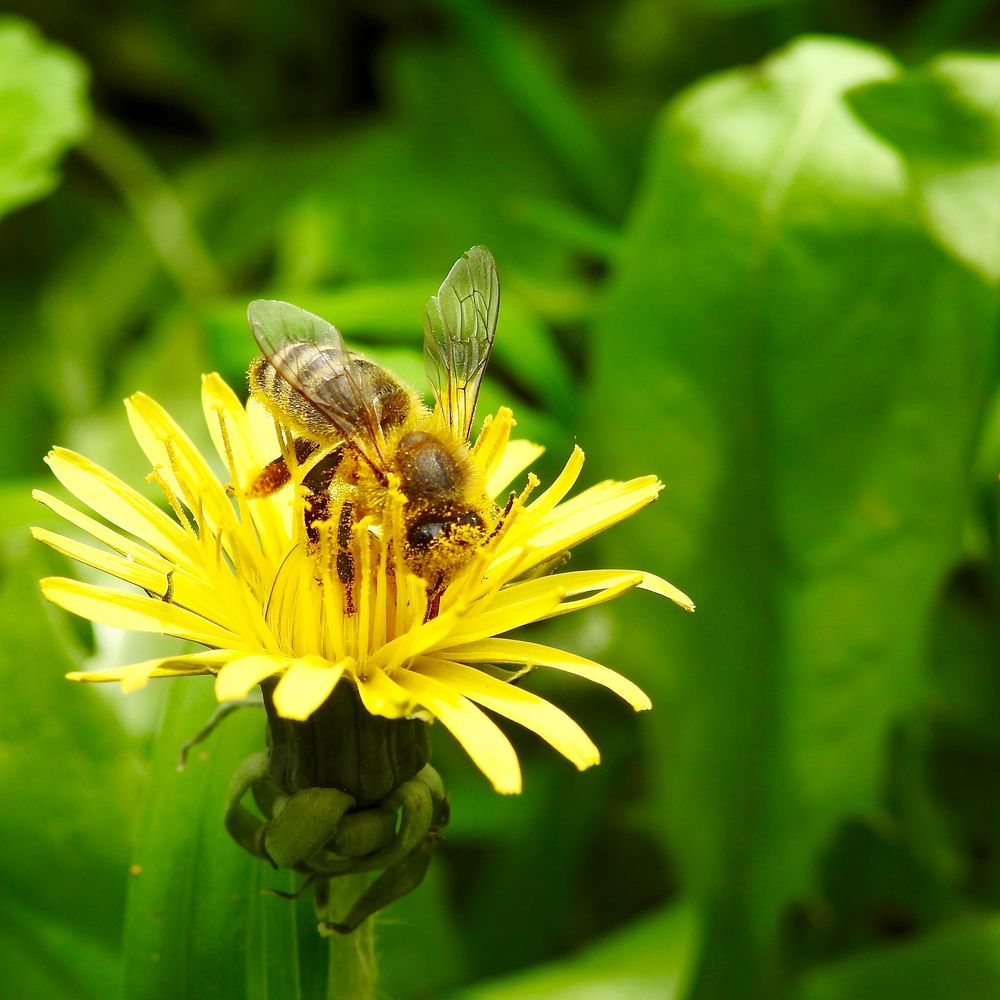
top-left (36, 386), bottom-right (691, 796)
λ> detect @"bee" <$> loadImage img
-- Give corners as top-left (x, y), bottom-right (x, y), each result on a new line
top-left (245, 246), bottom-right (501, 607)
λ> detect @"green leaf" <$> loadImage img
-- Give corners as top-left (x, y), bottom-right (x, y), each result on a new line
top-left (585, 36), bottom-right (997, 997)
top-left (448, 902), bottom-right (699, 1000)
top-left (0, 516), bottom-right (141, 998)
top-left (849, 54), bottom-right (1000, 282)
top-left (123, 679), bottom-right (324, 999)
top-left (795, 917), bottom-right (1000, 1000)
top-left (0, 18), bottom-right (90, 220)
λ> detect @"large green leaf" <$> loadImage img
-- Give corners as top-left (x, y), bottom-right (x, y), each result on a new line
top-left (448, 902), bottom-right (699, 1000)
top-left (0, 18), bottom-right (89, 220)
top-left (123, 680), bottom-right (325, 999)
top-left (585, 36), bottom-right (997, 998)
top-left (0, 502), bottom-right (141, 998)
top-left (849, 54), bottom-right (1000, 283)
top-left (795, 917), bottom-right (1000, 1000)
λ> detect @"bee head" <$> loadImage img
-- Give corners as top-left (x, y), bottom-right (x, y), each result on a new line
top-left (406, 510), bottom-right (484, 550)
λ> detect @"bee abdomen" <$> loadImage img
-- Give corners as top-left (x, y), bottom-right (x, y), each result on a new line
top-left (248, 355), bottom-right (341, 443)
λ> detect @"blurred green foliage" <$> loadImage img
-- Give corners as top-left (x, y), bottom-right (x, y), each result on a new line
top-left (1, 2), bottom-right (1000, 998)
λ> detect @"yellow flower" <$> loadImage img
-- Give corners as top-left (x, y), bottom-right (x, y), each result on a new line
top-left (34, 375), bottom-right (693, 794)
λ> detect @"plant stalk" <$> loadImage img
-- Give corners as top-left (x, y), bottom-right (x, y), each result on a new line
top-left (325, 875), bottom-right (377, 1000)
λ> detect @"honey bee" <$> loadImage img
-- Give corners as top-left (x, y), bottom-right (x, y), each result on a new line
top-left (245, 246), bottom-right (501, 606)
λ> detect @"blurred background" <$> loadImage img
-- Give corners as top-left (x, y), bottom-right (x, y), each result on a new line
top-left (2, 1), bottom-right (1000, 998)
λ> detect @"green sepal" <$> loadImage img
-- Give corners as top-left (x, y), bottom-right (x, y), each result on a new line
top-left (320, 836), bottom-right (437, 936)
top-left (309, 776), bottom-right (434, 875)
top-left (331, 808), bottom-right (397, 858)
top-left (262, 680), bottom-right (430, 805)
top-left (223, 751), bottom-right (270, 859)
top-left (264, 786), bottom-right (355, 868)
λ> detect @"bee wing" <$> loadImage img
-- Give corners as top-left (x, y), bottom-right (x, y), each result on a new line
top-left (422, 246), bottom-right (499, 441)
top-left (248, 299), bottom-right (387, 468)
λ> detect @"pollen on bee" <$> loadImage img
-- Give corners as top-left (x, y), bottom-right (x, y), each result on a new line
top-left (247, 455), bottom-right (292, 498)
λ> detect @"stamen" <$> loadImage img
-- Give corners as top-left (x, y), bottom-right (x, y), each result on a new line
top-left (372, 523), bottom-right (389, 650)
top-left (215, 409), bottom-right (263, 542)
top-left (163, 439), bottom-right (206, 525)
top-left (147, 467), bottom-right (195, 536)
top-left (319, 519), bottom-right (345, 662)
top-left (386, 478), bottom-right (409, 640)
top-left (355, 519), bottom-right (374, 662)
top-left (483, 474), bottom-right (538, 553)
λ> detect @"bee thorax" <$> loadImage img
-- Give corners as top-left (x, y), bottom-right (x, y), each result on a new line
top-left (394, 431), bottom-right (464, 502)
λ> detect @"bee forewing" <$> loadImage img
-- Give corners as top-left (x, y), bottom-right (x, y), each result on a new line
top-left (248, 299), bottom-right (387, 468)
top-left (422, 246), bottom-right (499, 442)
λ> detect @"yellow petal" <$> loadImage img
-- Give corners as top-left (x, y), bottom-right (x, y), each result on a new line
top-left (33, 490), bottom-right (174, 571)
top-left (393, 669), bottom-right (522, 794)
top-left (67, 649), bottom-right (240, 690)
top-left (45, 448), bottom-right (189, 562)
top-left (126, 393), bottom-right (227, 515)
top-left (245, 397), bottom-right (285, 468)
top-left (354, 664), bottom-right (419, 718)
top-left (126, 394), bottom-right (264, 580)
top-left (538, 575), bottom-right (643, 621)
top-left (41, 577), bottom-right (243, 649)
top-left (202, 374), bottom-right (290, 561)
top-left (473, 407), bottom-right (514, 485)
top-left (367, 608), bottom-right (464, 674)
top-left (477, 570), bottom-right (643, 616)
top-left (530, 476), bottom-right (662, 553)
top-left (487, 439), bottom-right (544, 498)
top-left (459, 571), bottom-right (642, 639)
top-left (413, 656), bottom-right (599, 770)
top-left (215, 653), bottom-right (289, 701)
top-left (201, 374), bottom-right (254, 469)
top-left (32, 526), bottom-right (168, 594)
top-left (519, 445), bottom-right (584, 526)
top-left (271, 656), bottom-right (348, 720)
top-left (540, 474), bottom-right (660, 525)
top-left (639, 572), bottom-right (695, 612)
top-left (441, 638), bottom-right (652, 711)
top-left (31, 526), bottom-right (218, 618)
top-left (431, 588), bottom-right (564, 651)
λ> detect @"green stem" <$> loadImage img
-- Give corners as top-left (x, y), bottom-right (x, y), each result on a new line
top-left (431, 0), bottom-right (626, 218)
top-left (78, 115), bottom-right (226, 304)
top-left (325, 876), bottom-right (377, 1000)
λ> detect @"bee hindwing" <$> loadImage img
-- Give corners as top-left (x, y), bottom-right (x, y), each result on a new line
top-left (422, 246), bottom-right (499, 442)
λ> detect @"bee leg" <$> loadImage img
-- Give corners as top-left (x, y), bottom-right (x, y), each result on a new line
top-left (301, 444), bottom-right (344, 494)
top-left (247, 439), bottom-right (320, 499)
top-left (247, 454), bottom-right (292, 498)
top-left (305, 491), bottom-right (332, 547)
top-left (302, 447), bottom-right (346, 546)
top-left (424, 580), bottom-right (444, 623)
top-left (487, 491), bottom-right (517, 541)
top-left (337, 501), bottom-right (357, 616)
